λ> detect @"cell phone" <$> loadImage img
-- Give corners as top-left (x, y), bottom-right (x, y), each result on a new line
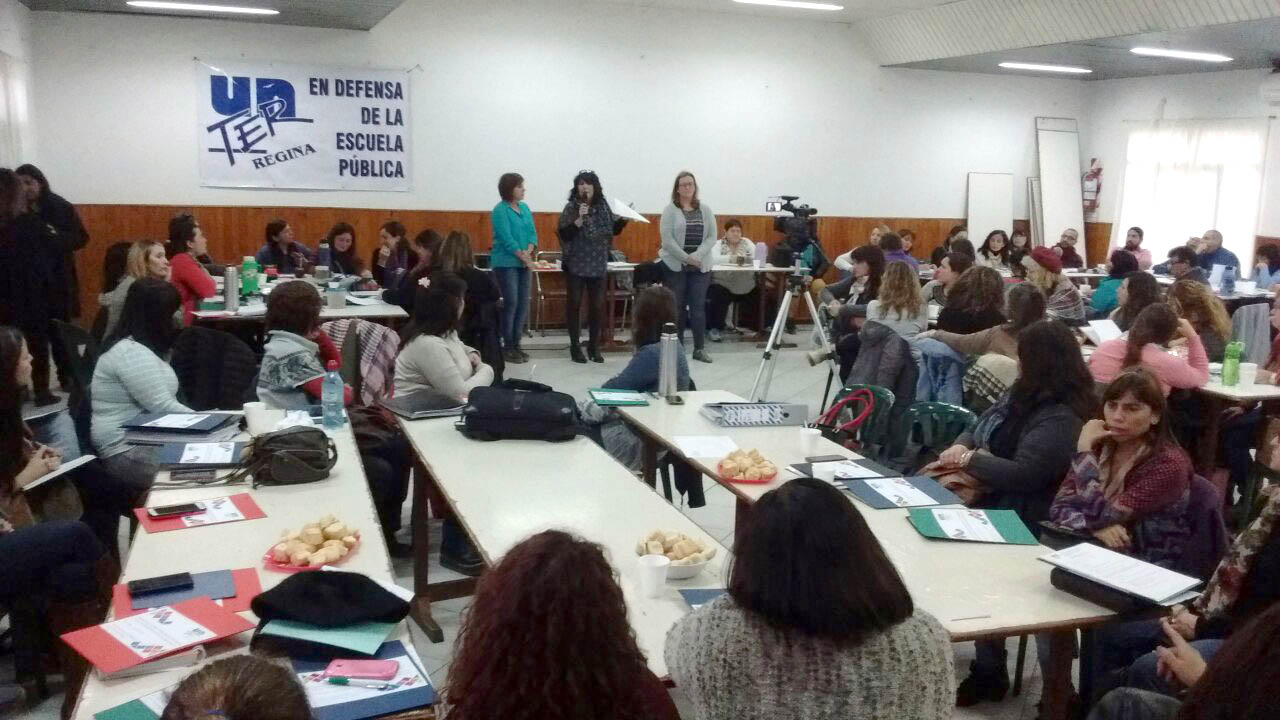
top-left (147, 501), bottom-right (206, 518)
top-left (169, 468), bottom-right (217, 485)
top-left (324, 658), bottom-right (399, 681)
top-left (127, 572), bottom-right (194, 596)
top-left (805, 454), bottom-right (847, 464)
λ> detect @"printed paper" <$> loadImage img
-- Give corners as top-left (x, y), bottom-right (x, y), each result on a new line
top-left (673, 435), bottom-right (739, 458)
top-left (100, 607), bottom-right (214, 661)
top-left (142, 414), bottom-right (211, 429)
top-left (862, 477), bottom-right (937, 507)
top-left (297, 650), bottom-right (427, 709)
top-left (180, 496), bottom-right (245, 527)
top-left (930, 509), bottom-right (1005, 543)
top-left (179, 442), bottom-right (236, 465)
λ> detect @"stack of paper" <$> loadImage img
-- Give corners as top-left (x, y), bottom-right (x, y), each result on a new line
top-left (293, 640), bottom-right (435, 720)
top-left (259, 620), bottom-right (397, 657)
top-left (588, 389), bottom-right (650, 406)
top-left (1041, 543), bottom-right (1202, 605)
top-left (1081, 319), bottom-right (1123, 346)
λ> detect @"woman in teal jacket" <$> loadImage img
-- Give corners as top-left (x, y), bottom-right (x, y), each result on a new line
top-left (491, 172), bottom-right (538, 363)
top-left (1090, 250), bottom-right (1138, 318)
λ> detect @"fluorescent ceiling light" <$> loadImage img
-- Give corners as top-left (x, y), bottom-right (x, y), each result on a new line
top-left (126, 1), bottom-right (280, 15)
top-left (733, 0), bottom-right (844, 10)
top-left (998, 62), bottom-right (1092, 75)
top-left (1130, 47), bottom-right (1232, 63)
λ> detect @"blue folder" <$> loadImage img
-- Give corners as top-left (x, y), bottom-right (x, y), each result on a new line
top-left (678, 588), bottom-right (726, 610)
top-left (130, 569), bottom-right (236, 610)
top-left (292, 640), bottom-right (435, 720)
top-left (842, 475), bottom-right (964, 510)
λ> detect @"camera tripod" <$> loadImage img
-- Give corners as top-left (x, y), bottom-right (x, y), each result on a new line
top-left (749, 269), bottom-right (838, 402)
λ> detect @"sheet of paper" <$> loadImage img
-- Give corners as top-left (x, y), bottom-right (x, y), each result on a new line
top-left (24, 454), bottom-right (97, 492)
top-left (1209, 263), bottom-right (1226, 288)
top-left (609, 196), bottom-right (649, 223)
top-left (344, 295), bottom-right (381, 306)
top-left (930, 508), bottom-right (1006, 543)
top-left (862, 477), bottom-right (938, 507)
top-left (100, 607), bottom-right (215, 661)
top-left (806, 460), bottom-right (882, 481)
top-left (1086, 319), bottom-right (1122, 344)
top-left (180, 496), bottom-right (245, 527)
top-left (142, 414), bottom-right (211, 429)
top-left (591, 390), bottom-right (647, 403)
top-left (673, 435), bottom-right (739, 458)
top-left (297, 651), bottom-right (428, 709)
top-left (237, 304), bottom-right (268, 316)
top-left (179, 442), bottom-right (236, 465)
top-left (1042, 543), bottom-right (1200, 604)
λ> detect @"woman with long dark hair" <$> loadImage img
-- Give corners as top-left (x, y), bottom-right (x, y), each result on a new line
top-left (394, 272), bottom-right (493, 403)
top-left (165, 213), bottom-right (217, 325)
top-left (923, 280), bottom-right (1045, 360)
top-left (975, 230), bottom-right (1010, 271)
top-left (558, 171), bottom-right (629, 364)
top-left (371, 220), bottom-right (410, 288)
top-left (1089, 304), bottom-right (1209, 395)
top-left (937, 265), bottom-right (1006, 334)
top-left (382, 229), bottom-right (442, 312)
top-left (1110, 271), bottom-right (1161, 332)
top-left (324, 222), bottom-right (374, 288)
top-left (928, 320), bottom-right (1097, 705)
top-left (447, 530), bottom-right (679, 720)
top-left (16, 164), bottom-right (88, 320)
top-left (255, 219), bottom-right (313, 276)
top-left (659, 171), bottom-right (716, 363)
top-left (429, 231), bottom-right (503, 372)
top-left (667, 478), bottom-right (954, 718)
top-left (1090, 249), bottom-right (1140, 317)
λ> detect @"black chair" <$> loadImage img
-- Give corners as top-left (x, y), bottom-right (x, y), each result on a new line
top-left (51, 320), bottom-right (100, 450)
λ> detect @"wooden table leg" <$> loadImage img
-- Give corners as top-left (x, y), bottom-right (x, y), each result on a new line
top-left (409, 459), bottom-right (443, 643)
top-left (642, 436), bottom-right (658, 489)
top-left (1040, 630), bottom-right (1076, 720)
top-left (1196, 395), bottom-right (1225, 477)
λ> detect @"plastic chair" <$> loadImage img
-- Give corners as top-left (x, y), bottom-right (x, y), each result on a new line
top-left (830, 384), bottom-right (895, 461)
top-left (889, 402), bottom-right (978, 471)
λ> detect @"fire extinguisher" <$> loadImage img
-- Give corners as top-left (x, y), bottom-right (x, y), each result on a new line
top-left (1082, 158), bottom-right (1102, 221)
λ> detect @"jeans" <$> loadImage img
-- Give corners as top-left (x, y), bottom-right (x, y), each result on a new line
top-left (22, 322), bottom-right (53, 396)
top-left (493, 267), bottom-right (530, 350)
top-left (706, 284), bottom-right (757, 330)
top-left (0, 520), bottom-right (105, 603)
top-left (663, 266), bottom-right (711, 350)
top-left (565, 273), bottom-right (604, 349)
top-left (1123, 638), bottom-right (1223, 698)
top-left (28, 409), bottom-right (83, 460)
top-left (1087, 689), bottom-right (1181, 720)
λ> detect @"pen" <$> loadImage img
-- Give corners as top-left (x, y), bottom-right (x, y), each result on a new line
top-left (326, 677), bottom-right (392, 690)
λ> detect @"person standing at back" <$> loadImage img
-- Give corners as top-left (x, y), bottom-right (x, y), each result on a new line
top-left (659, 171), bottom-right (716, 364)
top-left (490, 172), bottom-right (537, 363)
top-left (16, 165), bottom-right (89, 321)
top-left (166, 213), bottom-right (217, 326)
top-left (558, 171), bottom-right (628, 364)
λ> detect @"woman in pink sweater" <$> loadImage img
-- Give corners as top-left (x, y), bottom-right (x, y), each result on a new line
top-left (1089, 303), bottom-right (1209, 395)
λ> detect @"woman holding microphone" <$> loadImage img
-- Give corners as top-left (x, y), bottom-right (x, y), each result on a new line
top-left (660, 171), bottom-right (716, 363)
top-left (557, 171), bottom-right (629, 364)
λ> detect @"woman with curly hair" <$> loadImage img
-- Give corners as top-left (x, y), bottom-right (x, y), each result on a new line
top-left (1166, 278), bottom-right (1232, 363)
top-left (937, 266), bottom-right (1006, 334)
top-left (445, 530), bottom-right (678, 720)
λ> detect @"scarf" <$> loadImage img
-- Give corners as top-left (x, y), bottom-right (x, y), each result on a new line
top-left (1194, 486), bottom-right (1280, 616)
top-left (973, 391), bottom-right (1012, 451)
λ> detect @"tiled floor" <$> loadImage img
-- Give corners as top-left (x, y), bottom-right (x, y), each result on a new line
top-left (10, 329), bottom-right (1055, 719)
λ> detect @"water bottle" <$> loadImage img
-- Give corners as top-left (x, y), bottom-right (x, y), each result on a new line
top-left (321, 360), bottom-right (345, 428)
top-left (1221, 266), bottom-right (1236, 296)
top-left (658, 322), bottom-right (678, 399)
top-left (317, 242), bottom-right (331, 270)
top-left (241, 256), bottom-right (259, 297)
top-left (1222, 341), bottom-right (1243, 386)
top-left (223, 266), bottom-right (239, 312)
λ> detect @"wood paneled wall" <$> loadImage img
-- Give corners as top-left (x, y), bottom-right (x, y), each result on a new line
top-left (68, 204), bottom-right (1117, 325)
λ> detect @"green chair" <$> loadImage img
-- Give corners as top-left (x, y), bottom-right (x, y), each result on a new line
top-left (830, 384), bottom-right (895, 461)
top-left (889, 402), bottom-right (978, 471)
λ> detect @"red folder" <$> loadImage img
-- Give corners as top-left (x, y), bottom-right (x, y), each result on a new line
top-left (61, 596), bottom-right (254, 674)
top-left (111, 568), bottom-right (262, 619)
top-left (133, 493), bottom-right (265, 533)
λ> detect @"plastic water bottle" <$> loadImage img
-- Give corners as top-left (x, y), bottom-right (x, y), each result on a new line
top-left (322, 360), bottom-right (345, 428)
top-left (241, 256), bottom-right (259, 297)
top-left (1222, 341), bottom-right (1243, 386)
top-left (317, 243), bottom-right (331, 270)
top-left (1221, 266), bottom-right (1236, 296)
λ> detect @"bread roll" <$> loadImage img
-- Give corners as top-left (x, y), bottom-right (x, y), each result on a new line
top-left (646, 540), bottom-right (664, 555)
top-left (271, 543), bottom-right (291, 563)
top-left (744, 467), bottom-right (762, 481)
top-left (300, 527), bottom-right (324, 546)
top-left (290, 549), bottom-right (311, 566)
top-left (341, 535), bottom-right (358, 548)
top-left (704, 546), bottom-right (717, 560)
top-left (322, 522), bottom-right (348, 540)
top-left (672, 539), bottom-right (700, 559)
top-left (317, 514), bottom-right (337, 527)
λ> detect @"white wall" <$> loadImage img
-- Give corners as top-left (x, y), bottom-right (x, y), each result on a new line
top-left (27, 0), bottom-right (1089, 217)
top-left (0, 0), bottom-right (34, 164)
top-left (1082, 68), bottom-right (1280, 237)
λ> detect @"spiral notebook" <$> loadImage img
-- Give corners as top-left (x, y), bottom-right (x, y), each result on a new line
top-left (699, 402), bottom-right (807, 427)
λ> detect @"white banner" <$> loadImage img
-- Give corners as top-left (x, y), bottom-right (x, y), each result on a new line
top-left (196, 60), bottom-right (411, 191)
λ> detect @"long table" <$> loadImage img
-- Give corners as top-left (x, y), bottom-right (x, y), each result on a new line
top-left (396, 417), bottom-right (728, 677)
top-left (70, 423), bottom-right (432, 720)
top-left (615, 390), bottom-right (1115, 720)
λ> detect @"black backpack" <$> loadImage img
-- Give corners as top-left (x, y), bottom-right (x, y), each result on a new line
top-left (457, 380), bottom-right (584, 442)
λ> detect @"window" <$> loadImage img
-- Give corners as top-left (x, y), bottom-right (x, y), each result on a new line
top-left (1112, 118), bottom-right (1269, 274)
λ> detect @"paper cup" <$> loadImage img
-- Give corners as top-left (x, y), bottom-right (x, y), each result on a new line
top-left (1240, 362), bottom-right (1259, 387)
top-left (800, 427), bottom-right (822, 455)
top-left (244, 402), bottom-right (284, 436)
top-left (637, 554), bottom-right (670, 598)
top-left (754, 258), bottom-right (764, 269)
top-left (326, 289), bottom-right (346, 309)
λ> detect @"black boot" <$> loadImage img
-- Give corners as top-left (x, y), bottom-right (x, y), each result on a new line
top-left (588, 345), bottom-right (604, 363)
top-left (569, 344), bottom-right (587, 364)
top-left (955, 658), bottom-right (1010, 707)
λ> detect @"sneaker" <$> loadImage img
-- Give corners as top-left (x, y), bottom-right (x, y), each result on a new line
top-left (692, 349), bottom-right (713, 364)
top-left (503, 349), bottom-right (525, 364)
top-left (709, 328), bottom-right (723, 343)
top-left (516, 349), bottom-right (530, 362)
top-left (33, 391), bottom-right (61, 407)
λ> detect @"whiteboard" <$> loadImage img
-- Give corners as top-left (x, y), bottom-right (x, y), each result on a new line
top-left (966, 172), bottom-right (1014, 248)
top-left (1037, 118), bottom-right (1087, 264)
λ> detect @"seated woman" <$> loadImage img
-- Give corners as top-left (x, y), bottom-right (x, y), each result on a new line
top-left (160, 655), bottom-right (310, 720)
top-left (975, 230), bottom-right (1010, 271)
top-left (864, 261), bottom-right (927, 341)
top-left (820, 244), bottom-right (884, 330)
top-left (325, 222), bottom-right (376, 289)
top-left (920, 251), bottom-right (972, 306)
top-left (927, 320), bottom-right (1097, 705)
top-left (667, 478), bottom-right (954, 719)
top-left (1166, 278), bottom-right (1231, 363)
top-left (1253, 243), bottom-right (1280, 290)
top-left (394, 273), bottom-right (495, 403)
top-left (936, 265), bottom-right (1005, 334)
top-left (255, 219), bottom-right (314, 277)
top-left (1110, 271), bottom-right (1162, 332)
top-left (429, 231), bottom-right (504, 372)
top-left (1091, 250), bottom-right (1140, 318)
top-left (924, 280), bottom-right (1044, 361)
top-left (166, 213), bottom-right (217, 326)
top-left (1023, 247), bottom-right (1086, 323)
top-left (1089, 304), bottom-right (1209, 395)
top-left (98, 239), bottom-right (171, 340)
top-left (1048, 368), bottom-right (1192, 565)
top-left (371, 220), bottom-right (410, 288)
top-left (446, 530), bottom-right (679, 720)
top-left (258, 281), bottom-right (414, 560)
top-left (91, 278), bottom-right (190, 502)
top-left (1221, 303), bottom-right (1280, 506)
top-left (383, 229), bottom-right (442, 312)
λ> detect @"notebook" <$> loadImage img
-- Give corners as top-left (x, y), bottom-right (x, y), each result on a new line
top-left (907, 508), bottom-right (1038, 545)
top-left (22, 454), bottom-right (96, 492)
top-left (379, 389), bottom-right (466, 420)
top-left (677, 588), bottom-right (726, 610)
top-left (122, 413), bottom-right (237, 434)
top-left (588, 388), bottom-right (650, 406)
top-left (155, 442), bottom-right (248, 469)
top-left (1041, 543), bottom-right (1203, 606)
top-left (1081, 319), bottom-right (1122, 346)
top-left (843, 475), bottom-right (964, 509)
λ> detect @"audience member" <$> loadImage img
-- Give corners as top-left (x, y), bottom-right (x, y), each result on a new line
top-left (667, 478), bottom-right (954, 720)
top-left (1159, 246), bottom-right (1208, 284)
top-left (659, 171), bottom-right (717, 364)
top-left (1192, 229), bottom-right (1239, 272)
top-left (166, 213), bottom-right (217, 325)
top-left (1091, 250), bottom-right (1140, 318)
top-left (1008, 229), bottom-right (1030, 274)
top-left (491, 172), bottom-right (538, 362)
top-left (930, 224), bottom-right (966, 266)
top-left (558, 170), bottom-right (629, 363)
top-left (325, 222), bottom-right (374, 287)
top-left (382, 229), bottom-right (442, 312)
top-left (1024, 247), bottom-right (1086, 323)
top-left (708, 219), bottom-right (758, 342)
top-left (878, 231), bottom-right (918, 270)
top-left (371, 219), bottom-right (410, 288)
top-left (834, 224), bottom-right (889, 272)
top-left (98, 240), bottom-right (170, 339)
top-left (160, 656), bottom-right (310, 720)
top-left (950, 235), bottom-right (975, 260)
top-left (431, 231), bottom-right (503, 372)
top-left (920, 252), bottom-right (972, 305)
top-left (255, 219), bottom-right (313, 276)
top-left (1253, 243), bottom-right (1280, 289)
top-left (1166, 279), bottom-right (1231, 362)
top-left (1056, 228), bottom-right (1085, 268)
top-left (1089, 304), bottom-right (1209, 395)
top-left (923, 281), bottom-right (1044, 360)
top-left (394, 273), bottom-right (494, 403)
top-left (1110, 271), bottom-right (1162, 332)
top-left (865, 262), bottom-right (927, 341)
top-left (1219, 302), bottom-right (1280, 508)
top-left (446, 530), bottom-right (679, 720)
top-left (936, 266), bottom-right (1005, 334)
top-left (898, 228), bottom-right (916, 256)
top-left (15, 165), bottom-right (89, 321)
top-left (975, 230), bottom-right (1009, 271)
top-left (1122, 226), bottom-right (1152, 270)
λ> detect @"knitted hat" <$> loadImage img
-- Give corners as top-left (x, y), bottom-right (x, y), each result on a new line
top-left (1029, 246), bottom-right (1063, 274)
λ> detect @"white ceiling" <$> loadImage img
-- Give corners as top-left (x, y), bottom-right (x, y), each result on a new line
top-left (590, 0), bottom-right (960, 24)
top-left (19, 0), bottom-right (407, 30)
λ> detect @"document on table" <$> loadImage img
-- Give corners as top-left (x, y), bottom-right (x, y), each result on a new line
top-left (180, 495), bottom-right (245, 527)
top-left (100, 607), bottom-right (216, 662)
top-left (343, 294), bottom-right (382, 306)
top-left (609, 196), bottom-right (649, 223)
top-left (674, 435), bottom-right (739, 458)
top-left (179, 442), bottom-right (236, 465)
top-left (908, 508), bottom-right (1038, 545)
top-left (142, 414), bottom-right (211, 429)
top-left (292, 640), bottom-right (435, 720)
top-left (843, 475), bottom-right (963, 509)
top-left (1081, 319), bottom-right (1123, 346)
top-left (862, 477), bottom-right (939, 506)
top-left (1041, 543), bottom-right (1202, 605)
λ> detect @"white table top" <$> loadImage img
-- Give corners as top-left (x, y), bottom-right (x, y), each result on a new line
top-left (523, 263), bottom-right (792, 274)
top-left (1197, 379), bottom-right (1280, 402)
top-left (617, 391), bottom-right (1115, 639)
top-left (193, 299), bottom-right (407, 322)
top-left (397, 418), bottom-right (728, 677)
top-left (72, 423), bottom-right (413, 720)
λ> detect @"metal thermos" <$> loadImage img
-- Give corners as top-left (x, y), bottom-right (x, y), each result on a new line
top-left (223, 266), bottom-right (239, 312)
top-left (658, 322), bottom-right (678, 399)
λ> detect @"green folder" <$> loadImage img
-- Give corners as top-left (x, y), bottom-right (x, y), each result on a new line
top-left (259, 619), bottom-right (396, 656)
top-left (95, 700), bottom-right (160, 720)
top-left (907, 508), bottom-right (1038, 545)
top-left (588, 389), bottom-right (650, 406)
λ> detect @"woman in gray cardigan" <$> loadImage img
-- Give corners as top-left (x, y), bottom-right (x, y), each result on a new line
top-left (659, 171), bottom-right (716, 363)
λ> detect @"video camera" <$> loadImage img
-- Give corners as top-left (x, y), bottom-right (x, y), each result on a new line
top-left (772, 195), bottom-right (818, 249)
